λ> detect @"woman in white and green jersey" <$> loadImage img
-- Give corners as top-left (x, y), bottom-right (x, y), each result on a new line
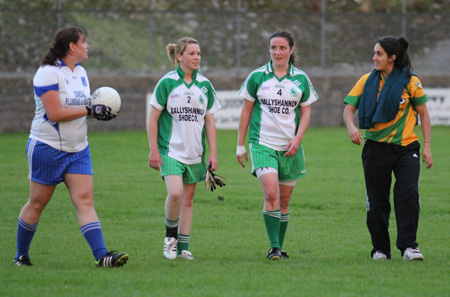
top-left (147, 37), bottom-right (221, 260)
top-left (236, 31), bottom-right (318, 260)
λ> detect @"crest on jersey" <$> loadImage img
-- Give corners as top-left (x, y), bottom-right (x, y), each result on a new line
top-left (290, 88), bottom-right (298, 97)
top-left (199, 95), bottom-right (205, 104)
top-left (400, 97), bottom-right (406, 105)
top-left (81, 77), bottom-right (87, 87)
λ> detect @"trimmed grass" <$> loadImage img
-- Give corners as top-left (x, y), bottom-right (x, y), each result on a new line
top-left (1, 126), bottom-right (449, 297)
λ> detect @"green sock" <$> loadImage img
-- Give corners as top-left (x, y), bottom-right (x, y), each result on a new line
top-left (262, 210), bottom-right (281, 248)
top-left (279, 213), bottom-right (290, 250)
top-left (177, 234), bottom-right (190, 254)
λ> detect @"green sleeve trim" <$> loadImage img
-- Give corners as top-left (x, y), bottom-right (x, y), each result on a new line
top-left (343, 95), bottom-right (361, 108)
top-left (154, 78), bottom-right (177, 106)
top-left (300, 76), bottom-right (310, 102)
top-left (206, 83), bottom-right (217, 110)
top-left (412, 94), bottom-right (428, 106)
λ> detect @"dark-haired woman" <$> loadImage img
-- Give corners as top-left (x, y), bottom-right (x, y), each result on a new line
top-left (13, 26), bottom-right (128, 267)
top-left (343, 36), bottom-right (433, 261)
top-left (236, 31), bottom-right (318, 260)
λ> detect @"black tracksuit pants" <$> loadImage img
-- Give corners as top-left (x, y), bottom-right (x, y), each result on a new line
top-left (362, 139), bottom-right (421, 259)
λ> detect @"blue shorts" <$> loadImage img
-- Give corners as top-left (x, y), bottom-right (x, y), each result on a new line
top-left (27, 138), bottom-right (93, 186)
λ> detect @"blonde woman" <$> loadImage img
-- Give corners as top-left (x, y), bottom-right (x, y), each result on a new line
top-left (147, 37), bottom-right (221, 260)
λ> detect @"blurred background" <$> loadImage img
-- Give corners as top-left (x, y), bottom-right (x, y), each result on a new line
top-left (2, 0), bottom-right (450, 75)
top-left (1, 0), bottom-right (449, 132)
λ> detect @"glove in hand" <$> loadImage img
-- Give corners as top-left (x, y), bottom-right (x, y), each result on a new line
top-left (86, 105), bottom-right (115, 121)
top-left (205, 163), bottom-right (226, 192)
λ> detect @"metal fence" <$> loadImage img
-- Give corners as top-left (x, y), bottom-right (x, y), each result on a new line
top-left (1, 5), bottom-right (449, 76)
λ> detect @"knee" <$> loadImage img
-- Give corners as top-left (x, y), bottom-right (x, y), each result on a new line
top-left (74, 190), bottom-right (94, 209)
top-left (265, 189), bottom-right (279, 202)
top-left (280, 198), bottom-right (290, 210)
top-left (183, 193), bottom-right (195, 208)
top-left (167, 189), bottom-right (183, 203)
top-left (264, 189), bottom-right (279, 205)
top-left (26, 199), bottom-right (48, 213)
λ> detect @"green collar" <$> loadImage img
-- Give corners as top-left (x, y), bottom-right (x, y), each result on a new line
top-left (266, 61), bottom-right (295, 76)
top-left (177, 65), bottom-right (198, 81)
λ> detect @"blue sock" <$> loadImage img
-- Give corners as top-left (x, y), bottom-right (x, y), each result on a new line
top-left (80, 221), bottom-right (107, 261)
top-left (15, 218), bottom-right (39, 259)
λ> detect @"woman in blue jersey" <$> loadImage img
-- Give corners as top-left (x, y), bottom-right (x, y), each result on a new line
top-left (147, 37), bottom-right (221, 260)
top-left (13, 26), bottom-right (128, 267)
top-left (236, 31), bottom-right (318, 260)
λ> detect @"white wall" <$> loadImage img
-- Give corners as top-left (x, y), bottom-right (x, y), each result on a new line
top-left (423, 88), bottom-right (450, 125)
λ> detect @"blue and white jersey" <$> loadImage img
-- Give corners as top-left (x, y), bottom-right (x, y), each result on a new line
top-left (30, 59), bottom-right (90, 152)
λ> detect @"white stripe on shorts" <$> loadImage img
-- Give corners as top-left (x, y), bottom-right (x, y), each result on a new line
top-left (27, 138), bottom-right (37, 180)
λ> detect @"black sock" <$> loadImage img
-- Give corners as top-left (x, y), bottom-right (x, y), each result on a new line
top-left (166, 227), bottom-right (178, 238)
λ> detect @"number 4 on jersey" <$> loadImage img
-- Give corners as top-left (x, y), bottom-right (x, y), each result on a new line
top-left (277, 89), bottom-right (282, 96)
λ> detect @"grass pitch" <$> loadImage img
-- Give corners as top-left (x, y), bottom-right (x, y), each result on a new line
top-left (1, 126), bottom-right (449, 297)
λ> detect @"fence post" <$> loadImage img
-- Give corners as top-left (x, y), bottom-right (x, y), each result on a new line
top-left (236, 0), bottom-right (242, 77)
top-left (57, 0), bottom-right (62, 29)
top-left (402, 0), bottom-right (407, 37)
top-left (148, 0), bottom-right (155, 73)
top-left (320, 0), bottom-right (326, 69)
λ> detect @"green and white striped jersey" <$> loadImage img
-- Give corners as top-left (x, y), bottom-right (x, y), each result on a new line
top-left (239, 62), bottom-right (318, 151)
top-left (150, 66), bottom-right (221, 164)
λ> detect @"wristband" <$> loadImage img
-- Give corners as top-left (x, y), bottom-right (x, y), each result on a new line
top-left (236, 145), bottom-right (247, 156)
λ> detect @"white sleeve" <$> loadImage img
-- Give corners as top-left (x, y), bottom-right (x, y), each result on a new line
top-left (238, 74), bottom-right (257, 102)
top-left (33, 66), bottom-right (58, 87)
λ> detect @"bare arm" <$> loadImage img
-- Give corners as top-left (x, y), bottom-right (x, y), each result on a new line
top-left (416, 103), bottom-right (433, 169)
top-left (236, 99), bottom-right (255, 168)
top-left (343, 104), bottom-right (364, 145)
top-left (205, 113), bottom-right (218, 171)
top-left (147, 106), bottom-right (163, 170)
top-left (285, 105), bottom-right (311, 156)
top-left (41, 90), bottom-right (88, 122)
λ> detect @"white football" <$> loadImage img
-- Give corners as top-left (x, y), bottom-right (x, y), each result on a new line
top-left (91, 86), bottom-right (121, 116)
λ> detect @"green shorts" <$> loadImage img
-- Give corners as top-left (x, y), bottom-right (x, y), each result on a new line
top-left (160, 155), bottom-right (206, 184)
top-left (249, 142), bottom-right (306, 182)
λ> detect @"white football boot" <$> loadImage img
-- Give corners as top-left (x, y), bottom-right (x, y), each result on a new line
top-left (163, 237), bottom-right (177, 260)
top-left (177, 250), bottom-right (194, 260)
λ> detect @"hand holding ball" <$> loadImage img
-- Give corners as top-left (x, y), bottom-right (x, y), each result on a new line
top-left (88, 87), bottom-right (121, 121)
